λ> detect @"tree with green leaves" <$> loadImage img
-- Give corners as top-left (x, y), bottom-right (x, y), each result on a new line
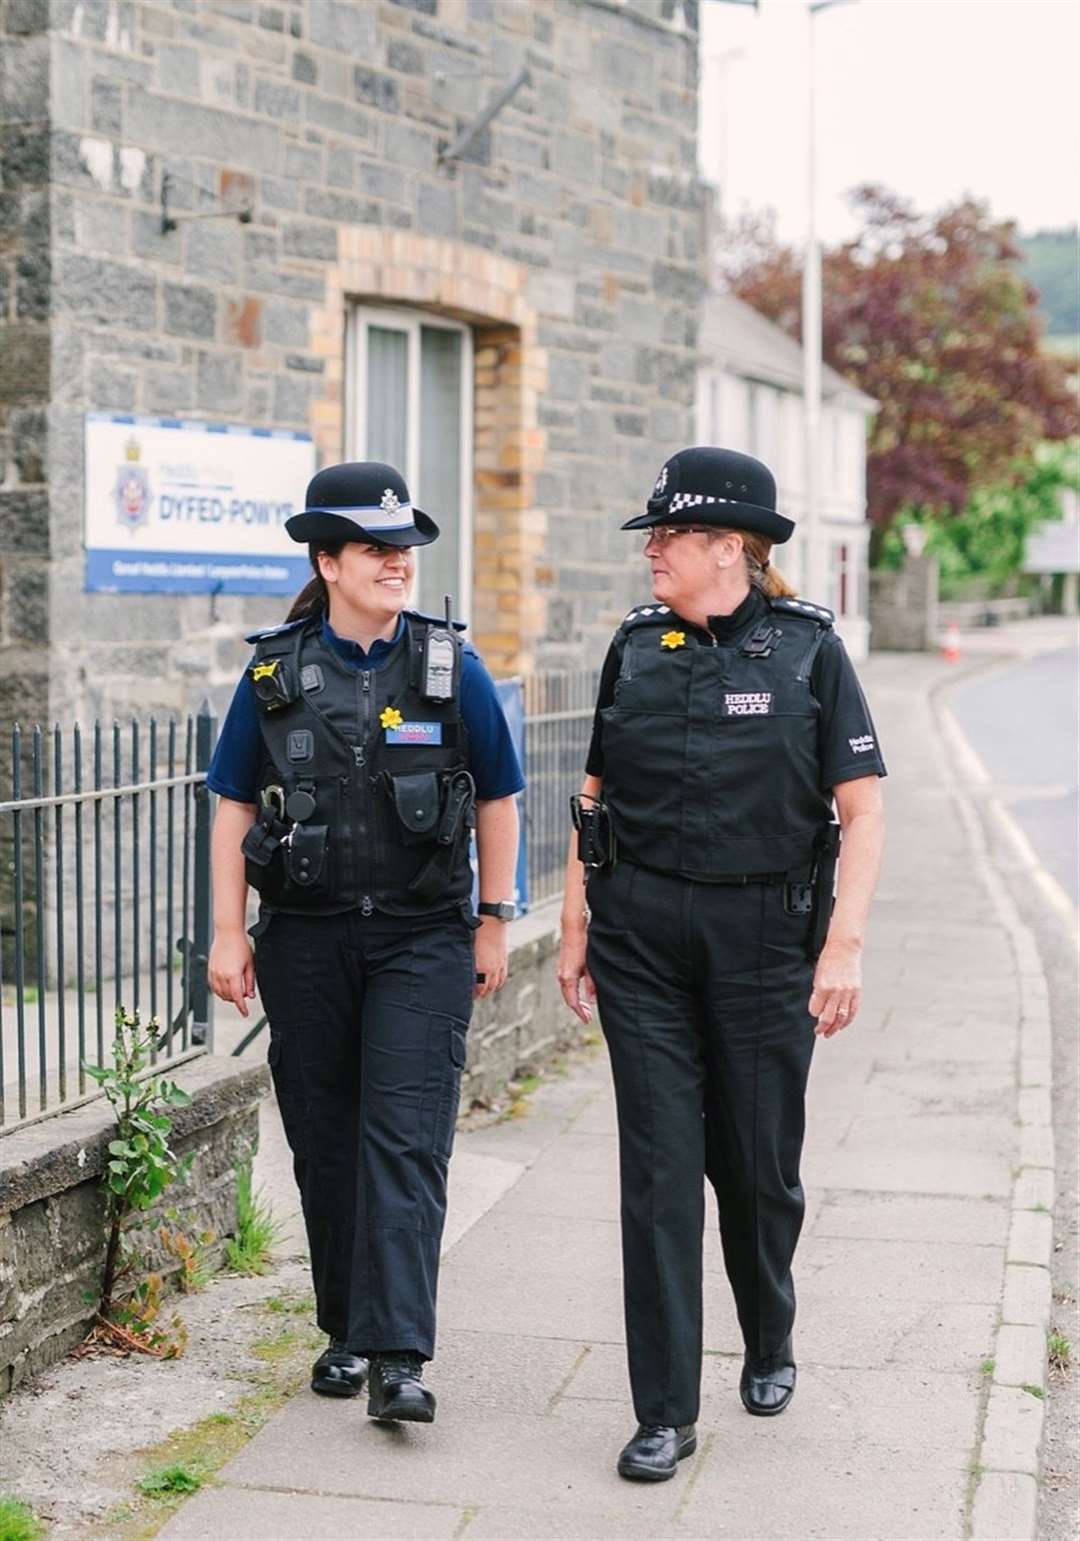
top-left (721, 187), bottom-right (1078, 535)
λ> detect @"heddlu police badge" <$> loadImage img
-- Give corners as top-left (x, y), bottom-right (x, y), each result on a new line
top-left (113, 438), bottom-right (152, 533)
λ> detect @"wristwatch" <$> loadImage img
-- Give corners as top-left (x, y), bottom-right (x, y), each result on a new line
top-left (477, 900), bottom-right (517, 922)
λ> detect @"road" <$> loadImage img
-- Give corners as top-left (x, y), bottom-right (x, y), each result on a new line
top-left (947, 639), bottom-right (1079, 906)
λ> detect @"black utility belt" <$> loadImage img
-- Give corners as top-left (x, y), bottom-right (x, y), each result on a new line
top-left (618, 859), bottom-right (813, 887)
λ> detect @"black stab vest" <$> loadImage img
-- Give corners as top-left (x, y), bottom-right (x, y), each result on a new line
top-left (600, 596), bottom-right (835, 880)
top-left (243, 614), bottom-right (473, 916)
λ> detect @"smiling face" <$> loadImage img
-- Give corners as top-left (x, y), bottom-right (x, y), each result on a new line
top-left (317, 540), bottom-right (415, 628)
top-left (642, 524), bottom-right (746, 616)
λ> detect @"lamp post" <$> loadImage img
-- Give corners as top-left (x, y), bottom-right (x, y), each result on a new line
top-left (801, 0), bottom-right (857, 605)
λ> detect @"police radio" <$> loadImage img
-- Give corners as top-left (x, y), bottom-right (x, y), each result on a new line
top-left (421, 594), bottom-right (457, 703)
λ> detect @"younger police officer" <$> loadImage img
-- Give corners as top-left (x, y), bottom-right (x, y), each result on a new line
top-left (559, 447), bottom-right (886, 1482)
top-left (208, 462), bottom-right (523, 1426)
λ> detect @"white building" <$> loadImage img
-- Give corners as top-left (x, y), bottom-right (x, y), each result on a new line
top-left (696, 290), bottom-right (877, 660)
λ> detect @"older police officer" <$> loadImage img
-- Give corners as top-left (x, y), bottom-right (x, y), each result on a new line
top-left (208, 462), bottom-right (522, 1425)
top-left (559, 447), bottom-right (886, 1481)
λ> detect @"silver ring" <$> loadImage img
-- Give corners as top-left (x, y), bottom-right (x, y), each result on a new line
top-left (837, 1007), bottom-right (848, 1015)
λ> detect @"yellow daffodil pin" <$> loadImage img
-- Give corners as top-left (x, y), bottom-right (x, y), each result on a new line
top-left (380, 706), bottom-right (404, 730)
top-left (660, 630), bottom-right (686, 650)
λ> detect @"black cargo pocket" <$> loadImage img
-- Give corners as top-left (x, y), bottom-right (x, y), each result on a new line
top-left (431, 1016), bottom-right (468, 1162)
top-left (267, 1036), bottom-right (309, 1160)
top-left (388, 772), bottom-right (441, 846)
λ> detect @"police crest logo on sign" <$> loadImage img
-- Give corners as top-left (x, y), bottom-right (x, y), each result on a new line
top-left (113, 437), bottom-right (152, 533)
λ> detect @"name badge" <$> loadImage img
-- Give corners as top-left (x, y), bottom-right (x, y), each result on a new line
top-left (385, 721), bottom-right (443, 746)
top-left (723, 691), bottom-right (773, 717)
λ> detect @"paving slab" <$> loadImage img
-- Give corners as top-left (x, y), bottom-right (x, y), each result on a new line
top-left (158, 1487), bottom-right (464, 1540)
top-left (809, 1190), bottom-right (1010, 1247)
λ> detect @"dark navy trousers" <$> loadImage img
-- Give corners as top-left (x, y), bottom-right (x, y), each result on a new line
top-left (586, 861), bottom-right (816, 1427)
top-left (253, 908), bottom-right (474, 1360)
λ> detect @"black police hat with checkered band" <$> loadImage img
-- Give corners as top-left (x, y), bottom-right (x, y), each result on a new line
top-left (622, 446), bottom-right (795, 545)
top-left (285, 461), bottom-right (439, 548)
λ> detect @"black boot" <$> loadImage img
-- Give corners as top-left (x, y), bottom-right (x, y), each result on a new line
top-left (366, 1352), bottom-right (437, 1423)
top-left (311, 1340), bottom-right (368, 1398)
top-left (740, 1334), bottom-right (796, 1416)
top-left (617, 1423), bottom-right (697, 1482)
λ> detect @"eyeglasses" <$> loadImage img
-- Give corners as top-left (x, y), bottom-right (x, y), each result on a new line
top-left (643, 526), bottom-right (712, 548)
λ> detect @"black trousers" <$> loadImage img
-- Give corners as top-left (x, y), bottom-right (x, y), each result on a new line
top-left (586, 861), bottom-right (816, 1427)
top-left (253, 908), bottom-right (475, 1360)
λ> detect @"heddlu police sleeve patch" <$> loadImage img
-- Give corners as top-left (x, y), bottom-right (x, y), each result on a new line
top-left (723, 691), bottom-right (773, 717)
top-left (385, 721), bottom-right (443, 746)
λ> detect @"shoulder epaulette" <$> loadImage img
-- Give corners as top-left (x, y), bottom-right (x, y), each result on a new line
top-left (244, 617), bottom-right (310, 646)
top-left (405, 609), bottom-right (467, 633)
top-left (618, 603), bottom-right (677, 632)
top-left (769, 596), bottom-right (834, 627)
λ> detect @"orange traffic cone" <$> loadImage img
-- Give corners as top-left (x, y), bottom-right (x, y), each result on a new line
top-left (942, 623), bottom-right (961, 663)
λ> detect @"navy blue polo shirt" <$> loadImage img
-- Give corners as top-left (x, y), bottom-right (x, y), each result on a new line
top-left (207, 614), bottom-right (525, 804)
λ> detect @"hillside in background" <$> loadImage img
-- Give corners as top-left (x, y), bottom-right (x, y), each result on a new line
top-left (1019, 228), bottom-right (1079, 347)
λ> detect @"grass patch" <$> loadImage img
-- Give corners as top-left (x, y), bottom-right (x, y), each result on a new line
top-left (1047, 1331), bottom-right (1071, 1373)
top-left (263, 1293), bottom-right (314, 1317)
top-left (980, 1357), bottom-right (995, 1376)
top-left (224, 1162), bottom-right (281, 1276)
top-left (137, 1466), bottom-right (202, 1498)
top-left (0, 1497), bottom-right (44, 1541)
top-left (1021, 1383), bottom-right (1045, 1400)
top-left (251, 1323), bottom-right (321, 1364)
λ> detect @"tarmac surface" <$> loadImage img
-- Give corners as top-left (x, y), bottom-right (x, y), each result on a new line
top-left (149, 628), bottom-right (1072, 1541)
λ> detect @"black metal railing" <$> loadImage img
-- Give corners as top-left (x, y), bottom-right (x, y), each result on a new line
top-left (522, 668), bottom-right (600, 907)
top-left (0, 704), bottom-right (216, 1130)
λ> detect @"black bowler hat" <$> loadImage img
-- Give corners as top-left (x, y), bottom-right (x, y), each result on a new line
top-left (622, 446), bottom-right (795, 545)
top-left (285, 461), bottom-right (439, 547)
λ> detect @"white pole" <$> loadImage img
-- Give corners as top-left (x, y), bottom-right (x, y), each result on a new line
top-left (801, 1), bottom-right (824, 604)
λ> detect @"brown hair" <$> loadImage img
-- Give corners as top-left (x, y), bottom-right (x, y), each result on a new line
top-left (734, 530), bottom-right (798, 599)
top-left (284, 541), bottom-right (345, 623)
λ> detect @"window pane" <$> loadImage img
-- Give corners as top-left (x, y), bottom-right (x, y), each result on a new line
top-left (417, 326), bottom-right (463, 614)
top-left (366, 326), bottom-right (408, 471)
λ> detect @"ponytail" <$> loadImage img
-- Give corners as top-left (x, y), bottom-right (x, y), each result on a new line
top-left (284, 541), bottom-right (344, 623)
top-left (740, 531), bottom-right (797, 599)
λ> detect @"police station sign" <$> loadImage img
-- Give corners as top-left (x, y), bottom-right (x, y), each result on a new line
top-left (84, 413), bottom-right (315, 594)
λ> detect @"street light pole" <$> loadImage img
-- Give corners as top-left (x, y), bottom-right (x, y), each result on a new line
top-left (801, 0), bottom-right (856, 605)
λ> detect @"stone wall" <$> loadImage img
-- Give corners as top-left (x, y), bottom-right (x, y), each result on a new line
top-left (18, 0), bottom-right (703, 733)
top-left (868, 555), bottom-right (940, 652)
top-left (0, 0), bottom-right (52, 730)
top-left (0, 1054), bottom-right (267, 1393)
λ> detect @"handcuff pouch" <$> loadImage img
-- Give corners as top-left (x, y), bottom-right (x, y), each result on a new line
top-left (284, 823), bottom-right (328, 886)
top-left (387, 772), bottom-right (441, 845)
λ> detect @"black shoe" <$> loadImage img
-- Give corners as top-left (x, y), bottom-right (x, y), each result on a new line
top-left (366, 1352), bottom-right (437, 1423)
top-left (311, 1340), bottom-right (368, 1398)
top-left (617, 1423), bottom-right (697, 1482)
top-left (740, 1334), bottom-right (796, 1416)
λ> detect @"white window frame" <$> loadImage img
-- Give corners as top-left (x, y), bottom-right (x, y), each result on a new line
top-left (347, 305), bottom-right (474, 619)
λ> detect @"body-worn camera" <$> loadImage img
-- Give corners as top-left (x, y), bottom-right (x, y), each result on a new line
top-left (570, 792), bottom-right (616, 869)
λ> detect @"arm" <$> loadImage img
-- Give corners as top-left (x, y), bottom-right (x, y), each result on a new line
top-left (557, 772), bottom-right (603, 1024)
top-left (809, 774), bottom-right (884, 1037)
top-left (208, 796), bottom-right (258, 1017)
top-left (473, 794), bottom-right (520, 1000)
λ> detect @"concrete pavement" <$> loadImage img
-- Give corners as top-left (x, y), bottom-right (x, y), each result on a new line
top-left (159, 647), bottom-right (1057, 1541)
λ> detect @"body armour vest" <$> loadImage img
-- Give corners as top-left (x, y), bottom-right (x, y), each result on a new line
top-left (240, 613), bottom-right (473, 917)
top-left (600, 596), bottom-right (836, 880)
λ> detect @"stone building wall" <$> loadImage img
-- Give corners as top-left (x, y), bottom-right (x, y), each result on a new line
top-left (3, 0), bottom-right (704, 733)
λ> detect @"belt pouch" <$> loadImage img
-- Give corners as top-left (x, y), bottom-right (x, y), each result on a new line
top-left (241, 819), bottom-right (282, 868)
top-left (389, 772), bottom-right (441, 846)
top-left (284, 823), bottom-right (328, 886)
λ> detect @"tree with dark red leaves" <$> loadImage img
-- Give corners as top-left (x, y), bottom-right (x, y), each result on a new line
top-left (721, 186), bottom-right (1078, 537)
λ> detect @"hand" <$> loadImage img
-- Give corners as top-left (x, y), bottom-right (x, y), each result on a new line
top-left (809, 937), bottom-right (862, 1038)
top-left (474, 916), bottom-right (509, 1000)
top-left (557, 926), bottom-right (596, 1025)
top-left (208, 931), bottom-right (256, 1018)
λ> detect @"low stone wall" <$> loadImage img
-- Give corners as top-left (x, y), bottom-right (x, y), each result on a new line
top-left (463, 898), bottom-right (583, 1107)
top-left (0, 1057), bottom-right (268, 1394)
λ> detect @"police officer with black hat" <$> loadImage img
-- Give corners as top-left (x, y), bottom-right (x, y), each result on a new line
top-left (558, 446), bottom-right (886, 1481)
top-left (207, 461), bottom-right (523, 1426)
